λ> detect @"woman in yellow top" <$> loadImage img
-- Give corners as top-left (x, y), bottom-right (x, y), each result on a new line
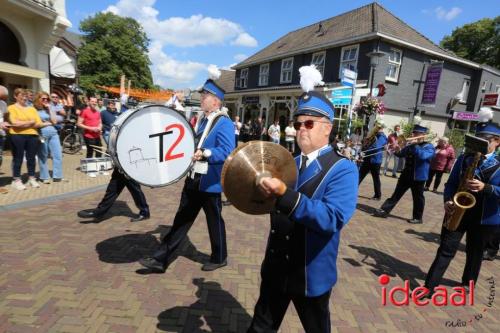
top-left (7, 88), bottom-right (51, 190)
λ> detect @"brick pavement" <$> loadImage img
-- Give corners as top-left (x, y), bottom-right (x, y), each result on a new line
top-left (0, 151), bottom-right (111, 209)
top-left (0, 172), bottom-right (498, 332)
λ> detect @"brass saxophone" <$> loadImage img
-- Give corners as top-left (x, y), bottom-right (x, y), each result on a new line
top-left (443, 152), bottom-right (481, 231)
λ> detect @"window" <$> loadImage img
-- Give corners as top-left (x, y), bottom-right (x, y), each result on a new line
top-left (339, 45), bottom-right (359, 76)
top-left (459, 79), bottom-right (470, 103)
top-left (238, 68), bottom-right (248, 88)
top-left (258, 63), bottom-right (269, 86)
top-left (311, 51), bottom-right (326, 76)
top-left (280, 58), bottom-right (294, 83)
top-left (385, 48), bottom-right (402, 82)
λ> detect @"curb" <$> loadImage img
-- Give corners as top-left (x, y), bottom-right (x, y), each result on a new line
top-left (0, 184), bottom-right (107, 212)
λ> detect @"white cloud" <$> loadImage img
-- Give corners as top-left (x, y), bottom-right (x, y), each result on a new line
top-left (433, 6), bottom-right (462, 21)
top-left (234, 54), bottom-right (248, 62)
top-left (104, 0), bottom-right (257, 88)
top-left (231, 33), bottom-right (258, 47)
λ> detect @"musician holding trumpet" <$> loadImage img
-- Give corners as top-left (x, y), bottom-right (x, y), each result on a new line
top-left (358, 121), bottom-right (387, 200)
top-left (247, 66), bottom-right (358, 332)
top-left (373, 117), bottom-right (435, 224)
top-left (425, 108), bottom-right (499, 292)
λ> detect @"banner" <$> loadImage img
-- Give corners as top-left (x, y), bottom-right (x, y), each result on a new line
top-left (421, 62), bottom-right (443, 106)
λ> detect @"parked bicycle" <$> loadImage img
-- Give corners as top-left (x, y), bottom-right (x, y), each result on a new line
top-left (60, 119), bottom-right (83, 154)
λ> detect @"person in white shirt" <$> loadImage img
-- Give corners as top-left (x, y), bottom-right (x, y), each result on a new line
top-left (165, 91), bottom-right (185, 111)
top-left (233, 115), bottom-right (242, 147)
top-left (268, 120), bottom-right (281, 144)
top-left (0, 85), bottom-right (10, 194)
top-left (284, 120), bottom-right (296, 153)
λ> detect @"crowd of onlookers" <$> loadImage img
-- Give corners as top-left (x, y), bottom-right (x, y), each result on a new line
top-left (0, 85), bottom-right (122, 194)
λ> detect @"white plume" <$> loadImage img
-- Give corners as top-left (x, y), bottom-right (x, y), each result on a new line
top-left (299, 65), bottom-right (324, 93)
top-left (413, 116), bottom-right (422, 125)
top-left (478, 107), bottom-right (493, 123)
top-left (207, 65), bottom-right (221, 80)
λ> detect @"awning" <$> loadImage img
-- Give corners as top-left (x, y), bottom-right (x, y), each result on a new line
top-left (50, 46), bottom-right (76, 78)
top-left (0, 61), bottom-right (46, 79)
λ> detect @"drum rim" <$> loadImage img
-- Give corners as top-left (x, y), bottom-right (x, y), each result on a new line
top-left (111, 104), bottom-right (196, 188)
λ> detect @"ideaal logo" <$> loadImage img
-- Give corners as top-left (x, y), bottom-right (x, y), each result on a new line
top-left (378, 274), bottom-right (474, 306)
top-left (378, 275), bottom-right (495, 328)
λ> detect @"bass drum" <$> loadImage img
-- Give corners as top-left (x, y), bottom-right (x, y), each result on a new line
top-left (108, 105), bottom-right (195, 187)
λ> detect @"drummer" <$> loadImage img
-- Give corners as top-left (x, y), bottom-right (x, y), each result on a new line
top-left (140, 78), bottom-right (235, 272)
top-left (247, 66), bottom-right (359, 332)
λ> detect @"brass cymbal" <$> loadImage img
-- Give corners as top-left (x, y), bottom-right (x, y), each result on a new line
top-left (222, 141), bottom-right (297, 215)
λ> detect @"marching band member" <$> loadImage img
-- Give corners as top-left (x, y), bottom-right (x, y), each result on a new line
top-left (358, 121), bottom-right (387, 200)
top-left (140, 75), bottom-right (235, 273)
top-left (425, 107), bottom-right (499, 290)
top-left (373, 117), bottom-right (435, 224)
top-left (247, 66), bottom-right (358, 332)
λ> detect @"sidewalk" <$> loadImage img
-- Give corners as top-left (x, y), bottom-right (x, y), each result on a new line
top-left (0, 150), bottom-right (111, 209)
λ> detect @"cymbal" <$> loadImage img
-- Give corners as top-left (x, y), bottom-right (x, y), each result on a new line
top-left (222, 141), bottom-right (297, 215)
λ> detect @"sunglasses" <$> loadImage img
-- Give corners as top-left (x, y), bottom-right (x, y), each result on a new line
top-left (293, 120), bottom-right (330, 130)
top-left (41, 97), bottom-right (49, 101)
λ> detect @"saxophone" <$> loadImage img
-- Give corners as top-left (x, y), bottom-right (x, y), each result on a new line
top-left (443, 152), bottom-right (481, 231)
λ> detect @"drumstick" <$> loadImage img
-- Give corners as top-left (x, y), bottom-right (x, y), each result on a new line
top-left (88, 145), bottom-right (111, 156)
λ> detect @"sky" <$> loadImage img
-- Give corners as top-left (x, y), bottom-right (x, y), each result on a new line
top-left (65, 0), bottom-right (499, 89)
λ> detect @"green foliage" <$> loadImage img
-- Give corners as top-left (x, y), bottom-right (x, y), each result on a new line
top-left (446, 128), bottom-right (473, 153)
top-left (440, 17), bottom-right (500, 68)
top-left (78, 12), bottom-right (154, 94)
top-left (399, 120), bottom-right (414, 138)
top-left (336, 114), bottom-right (364, 139)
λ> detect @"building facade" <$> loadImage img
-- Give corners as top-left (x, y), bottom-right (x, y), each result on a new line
top-left (228, 3), bottom-right (500, 137)
top-left (0, 0), bottom-right (71, 99)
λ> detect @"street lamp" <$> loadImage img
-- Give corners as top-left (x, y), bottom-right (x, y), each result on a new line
top-left (366, 49), bottom-right (386, 96)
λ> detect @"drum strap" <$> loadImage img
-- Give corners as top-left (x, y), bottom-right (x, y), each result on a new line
top-left (195, 109), bottom-right (229, 149)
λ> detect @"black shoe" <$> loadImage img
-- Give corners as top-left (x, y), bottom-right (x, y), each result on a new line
top-left (139, 257), bottom-right (166, 273)
top-left (392, 174), bottom-right (397, 178)
top-left (77, 209), bottom-right (103, 219)
top-left (222, 201), bottom-right (232, 206)
top-left (373, 209), bottom-right (388, 218)
top-left (483, 251), bottom-right (497, 261)
top-left (130, 214), bottom-right (150, 222)
top-left (201, 260), bottom-right (227, 271)
top-left (371, 196), bottom-right (381, 201)
top-left (407, 219), bottom-right (423, 224)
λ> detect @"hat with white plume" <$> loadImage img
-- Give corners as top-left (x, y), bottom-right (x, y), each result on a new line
top-left (412, 115), bottom-right (428, 133)
top-left (475, 107), bottom-right (499, 136)
top-left (199, 65), bottom-right (225, 100)
top-left (295, 65), bottom-right (334, 122)
top-left (207, 64), bottom-right (221, 80)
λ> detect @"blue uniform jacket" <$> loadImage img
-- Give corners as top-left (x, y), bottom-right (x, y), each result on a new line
top-left (367, 132), bottom-right (387, 164)
top-left (261, 145), bottom-right (359, 297)
top-left (396, 143), bottom-right (435, 181)
top-left (444, 153), bottom-right (500, 226)
top-left (198, 115), bottom-right (235, 193)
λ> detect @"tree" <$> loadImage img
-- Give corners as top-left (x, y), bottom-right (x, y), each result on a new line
top-left (440, 17), bottom-right (500, 68)
top-left (78, 12), bottom-right (154, 94)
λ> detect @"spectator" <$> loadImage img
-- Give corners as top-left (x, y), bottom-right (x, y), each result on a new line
top-left (35, 92), bottom-right (64, 183)
top-left (233, 115), bottom-right (242, 147)
top-left (383, 125), bottom-right (401, 178)
top-left (166, 91), bottom-right (185, 111)
top-left (49, 92), bottom-right (66, 131)
top-left (284, 120), bottom-right (296, 153)
top-left (97, 98), bottom-right (106, 112)
top-left (268, 119), bottom-right (281, 144)
top-left (25, 89), bottom-right (34, 106)
top-left (8, 88), bottom-right (50, 190)
top-left (189, 113), bottom-right (198, 128)
top-left (77, 97), bottom-right (102, 158)
top-left (0, 85), bottom-right (10, 194)
top-left (425, 137), bottom-right (455, 192)
top-left (252, 117), bottom-right (264, 141)
top-left (350, 127), bottom-right (363, 158)
top-left (240, 119), bottom-right (252, 142)
top-left (101, 100), bottom-right (120, 145)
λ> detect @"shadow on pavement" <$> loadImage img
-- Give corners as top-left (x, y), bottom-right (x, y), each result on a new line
top-left (95, 225), bottom-right (210, 264)
top-left (405, 228), bottom-right (465, 252)
top-left (356, 203), bottom-right (407, 222)
top-left (78, 200), bottom-right (137, 224)
top-left (346, 245), bottom-right (459, 290)
top-left (157, 278), bottom-right (252, 332)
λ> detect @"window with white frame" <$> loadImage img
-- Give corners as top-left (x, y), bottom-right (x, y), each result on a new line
top-left (459, 79), bottom-right (470, 103)
top-left (311, 51), bottom-right (326, 75)
top-left (258, 63), bottom-right (269, 86)
top-left (339, 45), bottom-right (359, 76)
top-left (385, 48), bottom-right (402, 82)
top-left (280, 58), bottom-right (294, 83)
top-left (238, 68), bottom-right (248, 88)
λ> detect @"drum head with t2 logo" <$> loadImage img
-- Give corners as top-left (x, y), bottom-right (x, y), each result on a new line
top-left (109, 105), bottom-right (195, 187)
